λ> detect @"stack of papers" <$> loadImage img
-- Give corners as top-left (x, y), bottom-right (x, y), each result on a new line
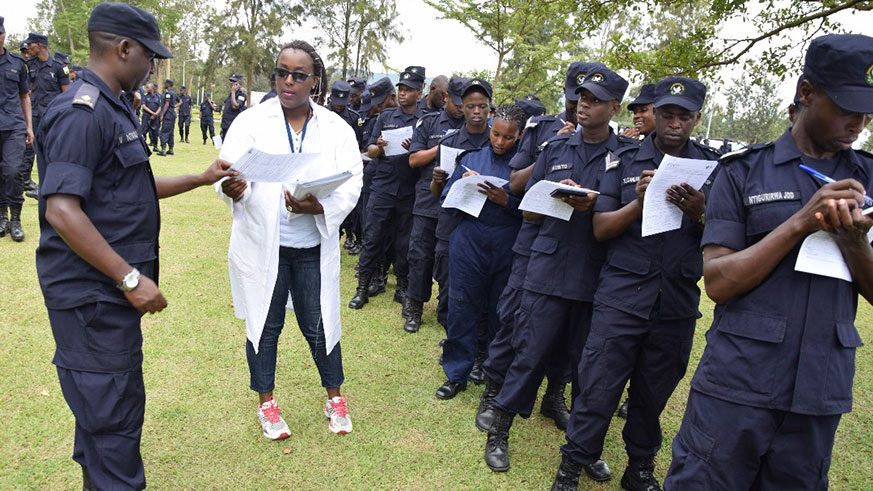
top-left (230, 148), bottom-right (318, 183)
top-left (442, 175), bottom-right (508, 218)
top-left (519, 181), bottom-right (599, 221)
top-left (286, 171), bottom-right (353, 200)
top-left (382, 126), bottom-right (414, 156)
top-left (439, 146), bottom-right (464, 176)
top-left (641, 155), bottom-right (719, 237)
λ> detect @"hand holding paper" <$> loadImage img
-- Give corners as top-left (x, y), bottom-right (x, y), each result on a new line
top-left (382, 126), bottom-right (414, 156)
top-left (520, 180), bottom-right (599, 221)
top-left (443, 175), bottom-right (509, 218)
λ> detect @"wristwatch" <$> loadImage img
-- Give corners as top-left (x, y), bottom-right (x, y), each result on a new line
top-left (118, 268), bottom-right (141, 292)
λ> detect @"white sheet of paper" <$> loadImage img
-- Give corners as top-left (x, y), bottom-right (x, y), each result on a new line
top-left (213, 134), bottom-right (223, 149)
top-left (519, 181), bottom-right (599, 221)
top-left (442, 175), bottom-right (508, 218)
top-left (382, 126), bottom-right (414, 156)
top-left (286, 171), bottom-right (353, 200)
top-left (230, 148), bottom-right (318, 183)
top-left (361, 153), bottom-right (371, 162)
top-left (794, 207), bottom-right (873, 282)
top-left (641, 155), bottom-right (719, 237)
top-left (439, 145), bottom-right (464, 176)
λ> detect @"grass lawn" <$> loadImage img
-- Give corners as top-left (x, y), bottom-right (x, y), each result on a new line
top-left (1, 139), bottom-right (872, 490)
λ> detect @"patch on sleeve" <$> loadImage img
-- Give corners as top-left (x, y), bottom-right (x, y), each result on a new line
top-left (744, 191), bottom-right (801, 206)
top-left (605, 151), bottom-right (620, 172)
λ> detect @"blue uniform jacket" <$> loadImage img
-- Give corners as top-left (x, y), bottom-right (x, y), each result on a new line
top-left (178, 94), bottom-right (192, 116)
top-left (524, 130), bottom-right (638, 301)
top-left (409, 110), bottom-right (464, 218)
top-left (161, 89), bottom-right (179, 120)
top-left (508, 113), bottom-right (570, 171)
top-left (35, 69), bottom-right (160, 311)
top-left (367, 106), bottom-right (428, 200)
top-left (0, 50), bottom-right (29, 131)
top-left (593, 133), bottom-right (720, 320)
top-left (692, 129), bottom-right (873, 415)
top-left (27, 56), bottom-right (70, 118)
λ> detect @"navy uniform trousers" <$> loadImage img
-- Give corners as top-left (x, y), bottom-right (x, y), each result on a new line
top-left (48, 302), bottom-right (147, 490)
top-left (406, 215), bottom-right (438, 304)
top-left (358, 191), bottom-right (411, 278)
top-left (561, 300), bottom-right (695, 464)
top-left (159, 114), bottom-right (175, 149)
top-left (0, 130), bottom-right (26, 206)
top-left (140, 114), bottom-right (158, 148)
top-left (665, 390), bottom-right (839, 490)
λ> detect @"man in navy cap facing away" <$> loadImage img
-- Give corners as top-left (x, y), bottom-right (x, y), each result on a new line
top-left (221, 72), bottom-right (247, 139)
top-left (665, 33), bottom-right (873, 491)
top-left (0, 16), bottom-right (33, 242)
top-left (156, 78), bottom-right (179, 155)
top-left (35, 3), bottom-right (235, 488)
top-left (551, 75), bottom-right (720, 491)
top-left (24, 32), bottom-right (70, 202)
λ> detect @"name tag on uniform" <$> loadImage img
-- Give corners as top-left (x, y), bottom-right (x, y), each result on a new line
top-left (622, 176), bottom-right (641, 185)
top-left (116, 130), bottom-right (141, 145)
top-left (548, 163), bottom-right (572, 173)
top-left (744, 191), bottom-right (800, 206)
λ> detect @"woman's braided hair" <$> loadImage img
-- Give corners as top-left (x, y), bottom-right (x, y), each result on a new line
top-left (493, 103), bottom-right (528, 135)
top-left (277, 40), bottom-right (328, 98)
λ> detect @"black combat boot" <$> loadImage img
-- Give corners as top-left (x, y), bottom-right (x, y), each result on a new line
top-left (157, 145), bottom-right (166, 156)
top-left (468, 354), bottom-right (486, 385)
top-left (484, 407), bottom-right (514, 472)
top-left (551, 454), bottom-right (583, 491)
top-left (620, 456), bottom-right (661, 491)
top-left (348, 272), bottom-right (371, 309)
top-left (541, 379), bottom-right (571, 430)
top-left (617, 398), bottom-right (629, 419)
top-left (393, 275), bottom-right (407, 304)
top-left (8, 204), bottom-right (24, 242)
top-left (475, 375), bottom-right (502, 432)
top-left (167, 146), bottom-right (174, 155)
top-left (403, 299), bottom-right (423, 333)
top-left (0, 204), bottom-right (8, 238)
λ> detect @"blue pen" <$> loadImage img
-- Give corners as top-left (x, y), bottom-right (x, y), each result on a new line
top-left (461, 164), bottom-right (474, 173)
top-left (799, 164), bottom-right (873, 205)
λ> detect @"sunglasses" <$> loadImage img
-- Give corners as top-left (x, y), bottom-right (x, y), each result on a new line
top-left (274, 67), bottom-right (315, 83)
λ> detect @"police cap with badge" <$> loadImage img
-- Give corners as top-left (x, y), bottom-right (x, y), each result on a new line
top-left (515, 93), bottom-right (546, 118)
top-left (564, 61), bottom-right (607, 102)
top-left (397, 66), bottom-right (426, 90)
top-left (653, 76), bottom-right (706, 112)
top-left (348, 76), bottom-right (367, 93)
top-left (331, 80), bottom-right (352, 107)
top-left (165, 79), bottom-right (174, 87)
top-left (230, 73), bottom-right (243, 83)
top-left (358, 89), bottom-right (374, 113)
top-left (88, 2), bottom-right (173, 59)
top-left (366, 76), bottom-right (394, 108)
top-left (25, 32), bottom-right (49, 46)
top-left (460, 77), bottom-right (493, 101)
top-left (447, 76), bottom-right (469, 107)
top-left (577, 67), bottom-right (629, 102)
top-left (627, 84), bottom-right (655, 111)
top-left (802, 33), bottom-right (873, 114)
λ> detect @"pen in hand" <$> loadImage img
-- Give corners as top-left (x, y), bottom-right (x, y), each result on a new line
top-left (799, 164), bottom-right (873, 206)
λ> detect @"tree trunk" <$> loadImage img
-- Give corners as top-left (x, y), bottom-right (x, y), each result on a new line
top-left (493, 50), bottom-right (505, 88)
top-left (246, 66), bottom-right (253, 107)
top-left (57, 0), bottom-right (76, 55)
top-left (341, 0), bottom-right (352, 79)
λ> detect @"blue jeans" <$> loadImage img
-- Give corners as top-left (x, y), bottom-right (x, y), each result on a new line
top-left (246, 245), bottom-right (344, 392)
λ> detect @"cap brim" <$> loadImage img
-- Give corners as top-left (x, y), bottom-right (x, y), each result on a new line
top-left (359, 101), bottom-right (373, 113)
top-left (396, 81), bottom-right (423, 90)
top-left (564, 86), bottom-right (580, 102)
top-left (371, 92), bottom-right (389, 107)
top-left (654, 96), bottom-right (700, 112)
top-left (627, 98), bottom-right (653, 111)
top-left (139, 37), bottom-right (173, 59)
top-left (449, 93), bottom-right (463, 106)
top-left (332, 98), bottom-right (349, 106)
top-left (577, 82), bottom-right (615, 102)
top-left (823, 86), bottom-right (873, 114)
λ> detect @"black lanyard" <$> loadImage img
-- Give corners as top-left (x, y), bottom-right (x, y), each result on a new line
top-left (284, 106), bottom-right (312, 154)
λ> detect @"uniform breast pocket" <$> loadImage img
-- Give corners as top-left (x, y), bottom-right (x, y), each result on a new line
top-left (4, 70), bottom-right (21, 96)
top-left (745, 197), bottom-right (801, 237)
top-left (112, 141), bottom-right (155, 205)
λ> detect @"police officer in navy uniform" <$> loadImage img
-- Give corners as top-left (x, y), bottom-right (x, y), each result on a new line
top-left (483, 67), bottom-right (636, 474)
top-left (0, 16), bottom-right (34, 242)
top-left (349, 67), bottom-right (427, 310)
top-left (35, 4), bottom-right (235, 488)
top-left (419, 74), bottom-right (448, 115)
top-left (24, 32), bottom-right (70, 200)
top-left (665, 34), bottom-right (873, 490)
top-left (141, 83), bottom-right (161, 150)
top-left (19, 41), bottom-right (30, 61)
top-left (402, 76), bottom-right (467, 332)
top-left (348, 76), bottom-right (366, 112)
top-left (220, 72), bottom-right (247, 139)
top-left (177, 85), bottom-right (192, 143)
top-left (550, 76), bottom-right (720, 491)
top-left (329, 80), bottom-right (363, 248)
top-left (621, 83), bottom-right (655, 142)
top-left (156, 78), bottom-right (179, 155)
top-left (515, 93), bottom-right (546, 119)
top-left (199, 91), bottom-right (218, 145)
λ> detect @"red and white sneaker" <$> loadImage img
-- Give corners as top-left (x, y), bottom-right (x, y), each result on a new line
top-left (324, 396), bottom-right (353, 434)
top-left (257, 397), bottom-right (291, 440)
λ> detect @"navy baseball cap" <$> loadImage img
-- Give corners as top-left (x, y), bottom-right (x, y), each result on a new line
top-left (654, 76), bottom-right (706, 112)
top-left (54, 51), bottom-right (70, 64)
top-left (627, 84), bottom-right (655, 111)
top-left (348, 77), bottom-right (367, 92)
top-left (358, 90), bottom-right (374, 113)
top-left (25, 32), bottom-right (49, 46)
top-left (447, 76), bottom-right (469, 106)
top-left (397, 66), bottom-right (426, 90)
top-left (164, 79), bottom-right (174, 86)
top-left (515, 93), bottom-right (546, 118)
top-left (565, 61), bottom-right (608, 101)
top-left (229, 73), bottom-right (243, 82)
top-left (577, 67), bottom-right (628, 102)
top-left (20, 42), bottom-right (28, 52)
top-left (180, 85), bottom-right (187, 90)
top-left (331, 80), bottom-right (352, 106)
top-left (0, 17), bottom-right (5, 34)
top-left (802, 33), bottom-right (873, 114)
top-left (368, 77), bottom-right (394, 106)
top-left (461, 78), bottom-right (493, 101)
top-left (88, 2), bottom-right (173, 59)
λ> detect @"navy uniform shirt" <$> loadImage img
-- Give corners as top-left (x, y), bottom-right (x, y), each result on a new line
top-left (367, 106), bottom-right (428, 199)
top-left (143, 91), bottom-right (161, 115)
top-left (334, 106), bottom-right (363, 146)
top-left (593, 133), bottom-right (720, 320)
top-left (35, 69), bottom-right (160, 311)
top-left (524, 130), bottom-right (638, 301)
top-left (417, 97), bottom-right (440, 115)
top-left (408, 110), bottom-right (465, 218)
top-left (199, 99), bottom-right (216, 123)
top-left (162, 88), bottom-right (179, 119)
top-left (178, 93), bottom-right (192, 117)
top-left (359, 115), bottom-right (378, 174)
top-left (0, 49), bottom-right (30, 131)
top-left (508, 113), bottom-right (571, 170)
top-left (691, 129), bottom-right (873, 415)
top-left (221, 88), bottom-right (247, 128)
top-left (27, 56), bottom-right (70, 118)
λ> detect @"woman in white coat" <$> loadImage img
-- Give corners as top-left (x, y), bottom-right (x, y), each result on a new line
top-left (217, 40), bottom-right (363, 438)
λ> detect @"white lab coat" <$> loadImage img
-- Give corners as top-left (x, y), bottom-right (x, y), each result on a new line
top-left (216, 98), bottom-right (363, 355)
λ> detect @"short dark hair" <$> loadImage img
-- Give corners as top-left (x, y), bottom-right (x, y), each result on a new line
top-left (88, 31), bottom-right (127, 56)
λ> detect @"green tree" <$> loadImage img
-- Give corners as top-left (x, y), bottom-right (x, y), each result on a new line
top-left (305, 0), bottom-right (404, 80)
top-left (862, 132), bottom-right (873, 153)
top-left (718, 74), bottom-right (786, 144)
top-left (203, 0), bottom-right (300, 107)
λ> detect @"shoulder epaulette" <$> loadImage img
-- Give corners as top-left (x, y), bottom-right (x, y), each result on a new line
top-left (719, 143), bottom-right (772, 164)
top-left (855, 148), bottom-right (873, 160)
top-left (614, 144), bottom-right (638, 160)
top-left (72, 83), bottom-right (99, 110)
top-left (690, 139), bottom-right (721, 156)
top-left (9, 52), bottom-right (25, 62)
top-left (617, 134), bottom-right (641, 146)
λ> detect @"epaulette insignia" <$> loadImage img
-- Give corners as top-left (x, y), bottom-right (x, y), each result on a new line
top-left (605, 151), bottom-right (620, 172)
top-left (72, 83), bottom-right (100, 110)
